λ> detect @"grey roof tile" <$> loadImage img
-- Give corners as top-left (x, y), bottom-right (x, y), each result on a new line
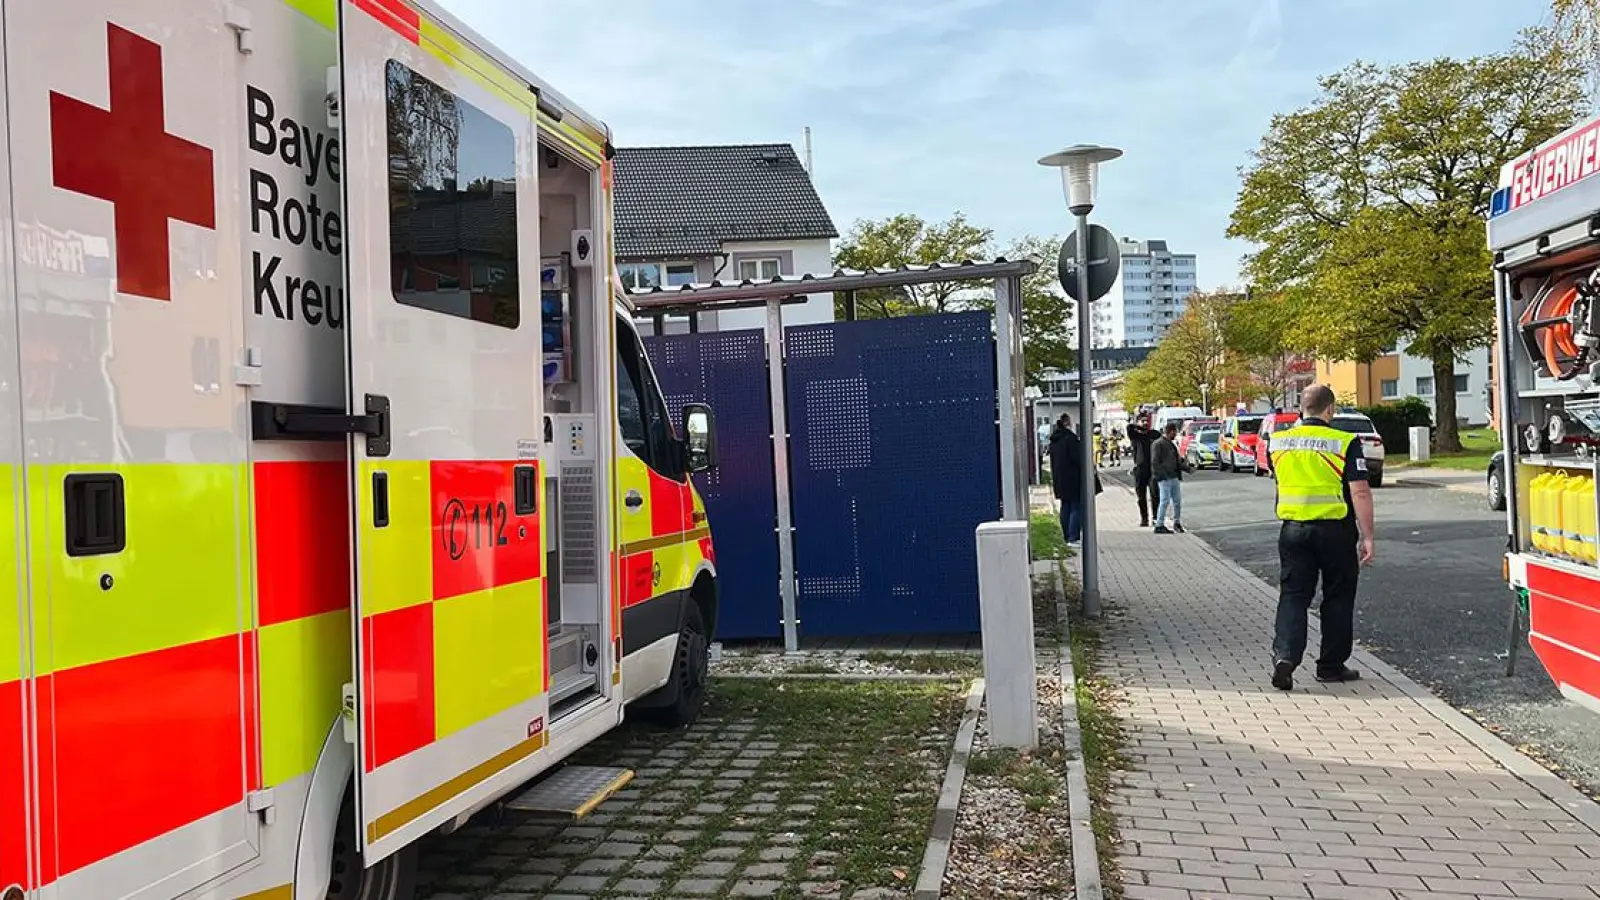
top-left (613, 144), bottom-right (838, 260)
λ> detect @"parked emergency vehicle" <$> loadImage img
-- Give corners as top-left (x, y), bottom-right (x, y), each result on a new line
top-left (0, 1), bottom-right (721, 898)
top-left (1488, 110), bottom-right (1600, 717)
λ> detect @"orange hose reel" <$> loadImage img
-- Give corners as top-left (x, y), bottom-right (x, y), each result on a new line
top-left (1519, 271), bottom-right (1597, 381)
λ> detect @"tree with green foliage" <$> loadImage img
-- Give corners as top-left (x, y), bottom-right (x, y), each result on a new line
top-left (968, 235), bottom-right (1076, 386)
top-left (831, 212), bottom-right (993, 318)
top-left (1228, 42), bottom-right (1585, 451)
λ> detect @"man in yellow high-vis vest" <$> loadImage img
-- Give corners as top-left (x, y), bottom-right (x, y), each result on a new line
top-left (1269, 384), bottom-right (1377, 691)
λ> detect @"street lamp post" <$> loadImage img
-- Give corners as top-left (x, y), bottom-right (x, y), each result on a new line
top-left (1201, 382), bottom-right (1211, 415)
top-left (1039, 144), bottom-right (1122, 618)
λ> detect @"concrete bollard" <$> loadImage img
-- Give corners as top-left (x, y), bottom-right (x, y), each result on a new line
top-left (1409, 426), bottom-right (1431, 462)
top-left (976, 520), bottom-right (1037, 749)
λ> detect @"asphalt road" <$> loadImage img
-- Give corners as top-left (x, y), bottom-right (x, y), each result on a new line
top-left (1106, 463), bottom-right (1600, 797)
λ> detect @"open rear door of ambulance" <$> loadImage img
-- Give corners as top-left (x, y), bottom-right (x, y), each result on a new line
top-left (334, 0), bottom-right (551, 862)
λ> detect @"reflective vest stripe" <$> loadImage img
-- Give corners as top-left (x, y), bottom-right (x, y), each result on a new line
top-left (1270, 436), bottom-right (1346, 453)
top-left (1278, 493), bottom-right (1347, 507)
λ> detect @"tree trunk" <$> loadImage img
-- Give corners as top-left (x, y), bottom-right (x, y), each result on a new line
top-left (1432, 354), bottom-right (1462, 453)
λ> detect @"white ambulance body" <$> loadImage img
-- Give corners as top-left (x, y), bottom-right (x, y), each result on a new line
top-left (0, 1), bottom-right (721, 898)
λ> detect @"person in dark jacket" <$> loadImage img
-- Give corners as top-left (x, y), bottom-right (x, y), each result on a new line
top-left (1049, 414), bottom-right (1085, 543)
top-left (1126, 412), bottom-right (1159, 527)
top-left (1150, 421), bottom-right (1190, 534)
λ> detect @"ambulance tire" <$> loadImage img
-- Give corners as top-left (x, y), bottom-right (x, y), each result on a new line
top-left (644, 600), bottom-right (710, 729)
top-left (327, 788), bottom-right (418, 900)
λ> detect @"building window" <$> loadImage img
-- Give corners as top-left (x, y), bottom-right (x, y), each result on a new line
top-left (737, 258), bottom-right (781, 281)
top-left (386, 59), bottom-right (521, 329)
top-left (1454, 374), bottom-right (1470, 394)
top-left (619, 262), bottom-right (696, 290)
top-left (1380, 379), bottom-right (1398, 399)
top-left (1416, 376), bottom-right (1434, 396)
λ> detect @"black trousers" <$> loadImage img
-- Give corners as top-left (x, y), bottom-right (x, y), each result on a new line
top-left (1274, 519), bottom-right (1359, 672)
top-left (1132, 465), bottom-right (1156, 521)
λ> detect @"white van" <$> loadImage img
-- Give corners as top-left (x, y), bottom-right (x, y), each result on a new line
top-left (1153, 406), bottom-right (1205, 432)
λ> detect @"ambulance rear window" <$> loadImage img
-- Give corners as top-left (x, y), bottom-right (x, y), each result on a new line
top-left (386, 59), bottom-right (521, 329)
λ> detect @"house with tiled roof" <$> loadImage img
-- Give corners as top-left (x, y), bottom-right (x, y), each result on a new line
top-left (612, 143), bottom-right (838, 332)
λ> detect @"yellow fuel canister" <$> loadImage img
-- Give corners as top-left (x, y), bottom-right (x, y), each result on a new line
top-left (1569, 474), bottom-right (1598, 563)
top-left (1561, 473), bottom-right (1592, 561)
top-left (1529, 472), bottom-right (1554, 553)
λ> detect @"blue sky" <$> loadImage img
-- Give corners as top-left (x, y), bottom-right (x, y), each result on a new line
top-left (441, 0), bottom-right (1550, 289)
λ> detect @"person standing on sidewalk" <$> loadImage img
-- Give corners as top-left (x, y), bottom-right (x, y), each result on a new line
top-left (1269, 384), bottom-right (1377, 691)
top-left (1126, 411), bottom-right (1158, 526)
top-left (1150, 421), bottom-right (1188, 534)
top-left (1048, 414), bottom-right (1085, 544)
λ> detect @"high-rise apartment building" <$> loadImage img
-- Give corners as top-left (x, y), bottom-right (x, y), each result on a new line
top-left (1090, 238), bottom-right (1198, 348)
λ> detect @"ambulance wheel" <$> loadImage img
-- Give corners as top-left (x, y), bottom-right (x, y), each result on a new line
top-left (327, 789), bottom-right (418, 900)
top-left (647, 600), bottom-right (710, 728)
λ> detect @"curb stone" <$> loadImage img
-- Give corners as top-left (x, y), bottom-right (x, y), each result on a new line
top-left (912, 678), bottom-right (984, 900)
top-left (1055, 567), bottom-right (1103, 900)
top-left (1185, 530), bottom-right (1600, 837)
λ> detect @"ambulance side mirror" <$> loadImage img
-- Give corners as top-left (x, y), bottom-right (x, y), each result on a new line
top-left (684, 404), bottom-right (717, 473)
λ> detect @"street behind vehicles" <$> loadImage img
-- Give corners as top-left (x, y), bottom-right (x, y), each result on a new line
top-left (1487, 111), bottom-right (1600, 718)
top-left (1176, 417), bottom-right (1221, 458)
top-left (1219, 414), bottom-right (1264, 473)
top-left (1329, 412), bottom-right (1386, 488)
top-left (1187, 428), bottom-right (1221, 469)
top-left (0, 2), bottom-right (720, 899)
top-left (1254, 411), bottom-right (1301, 476)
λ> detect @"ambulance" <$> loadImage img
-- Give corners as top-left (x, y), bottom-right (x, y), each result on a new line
top-left (1488, 110), bottom-right (1600, 717)
top-left (0, 1), bottom-right (722, 898)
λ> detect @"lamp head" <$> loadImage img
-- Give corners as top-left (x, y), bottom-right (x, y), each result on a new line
top-left (1038, 144), bottom-right (1123, 215)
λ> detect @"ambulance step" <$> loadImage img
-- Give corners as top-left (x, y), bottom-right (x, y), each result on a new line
top-left (503, 765), bottom-right (634, 820)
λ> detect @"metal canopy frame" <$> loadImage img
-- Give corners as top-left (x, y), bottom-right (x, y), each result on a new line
top-left (631, 259), bottom-right (1037, 651)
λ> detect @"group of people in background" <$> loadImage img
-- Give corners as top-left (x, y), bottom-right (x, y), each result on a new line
top-left (1048, 409), bottom-right (1189, 542)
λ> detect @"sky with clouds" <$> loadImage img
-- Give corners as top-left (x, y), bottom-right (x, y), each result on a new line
top-left (441, 0), bottom-right (1551, 289)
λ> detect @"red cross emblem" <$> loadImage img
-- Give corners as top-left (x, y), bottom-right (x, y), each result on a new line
top-left (49, 23), bottom-right (215, 303)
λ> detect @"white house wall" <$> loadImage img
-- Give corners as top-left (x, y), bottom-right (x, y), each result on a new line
top-left (1395, 347), bottom-right (1491, 426)
top-left (715, 238), bottom-right (835, 330)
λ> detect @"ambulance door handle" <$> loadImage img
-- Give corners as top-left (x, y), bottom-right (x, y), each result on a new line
top-left (624, 491), bottom-right (644, 511)
top-left (64, 473), bottom-right (126, 557)
top-left (372, 472), bottom-right (390, 528)
top-left (513, 465), bottom-right (537, 516)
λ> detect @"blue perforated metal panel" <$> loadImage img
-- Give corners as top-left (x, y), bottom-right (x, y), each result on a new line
top-left (785, 312), bottom-right (999, 636)
top-left (646, 329), bottom-right (781, 639)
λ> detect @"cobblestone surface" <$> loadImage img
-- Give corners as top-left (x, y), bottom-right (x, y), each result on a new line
top-left (1083, 483), bottom-right (1600, 899)
top-left (415, 680), bottom-right (961, 900)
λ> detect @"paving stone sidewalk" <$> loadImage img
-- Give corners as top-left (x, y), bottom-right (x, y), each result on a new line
top-left (1086, 482), bottom-right (1600, 900)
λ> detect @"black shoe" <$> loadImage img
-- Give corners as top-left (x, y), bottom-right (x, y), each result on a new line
top-left (1139, 518), bottom-right (1149, 527)
top-left (1272, 660), bottom-right (1295, 691)
top-left (1173, 523), bottom-right (1186, 533)
top-left (1315, 666), bottom-right (1361, 683)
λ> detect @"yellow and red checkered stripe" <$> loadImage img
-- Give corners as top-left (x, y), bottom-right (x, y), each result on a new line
top-left (355, 460), bottom-right (546, 773)
top-left (0, 463), bottom-right (255, 887)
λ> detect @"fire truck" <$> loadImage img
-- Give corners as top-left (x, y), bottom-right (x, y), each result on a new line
top-left (0, 1), bottom-right (722, 897)
top-left (1488, 112), bottom-right (1600, 717)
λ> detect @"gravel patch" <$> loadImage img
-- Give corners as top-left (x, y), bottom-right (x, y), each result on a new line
top-left (712, 648), bottom-right (982, 679)
top-left (941, 579), bottom-right (1075, 899)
